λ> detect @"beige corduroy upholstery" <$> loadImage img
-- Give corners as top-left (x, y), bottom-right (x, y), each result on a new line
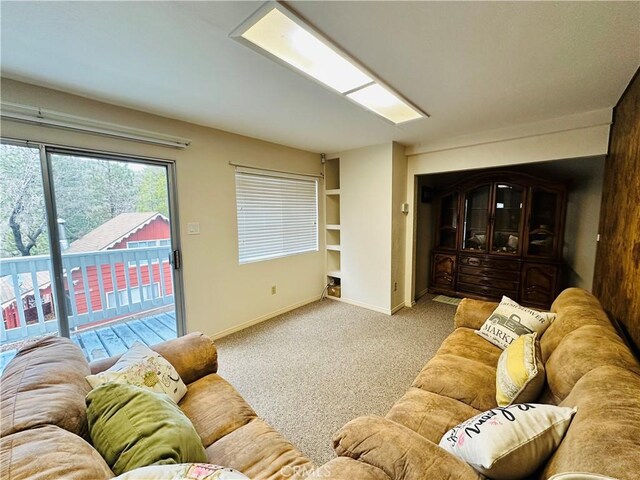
top-left (326, 288), bottom-right (640, 480)
top-left (0, 332), bottom-right (314, 480)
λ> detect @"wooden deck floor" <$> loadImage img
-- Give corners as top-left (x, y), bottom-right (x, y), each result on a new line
top-left (0, 311), bottom-right (177, 372)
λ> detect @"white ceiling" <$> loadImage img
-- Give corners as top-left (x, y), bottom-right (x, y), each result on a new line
top-left (1, 1), bottom-right (639, 153)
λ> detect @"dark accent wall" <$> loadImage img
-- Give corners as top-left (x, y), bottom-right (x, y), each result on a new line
top-left (593, 68), bottom-right (640, 354)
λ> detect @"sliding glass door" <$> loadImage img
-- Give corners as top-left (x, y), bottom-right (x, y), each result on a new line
top-left (0, 144), bottom-right (60, 370)
top-left (0, 142), bottom-right (183, 369)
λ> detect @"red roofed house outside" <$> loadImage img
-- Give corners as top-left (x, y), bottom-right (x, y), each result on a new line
top-left (2, 212), bottom-right (173, 331)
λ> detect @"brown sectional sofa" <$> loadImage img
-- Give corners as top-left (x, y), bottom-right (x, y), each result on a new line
top-left (0, 332), bottom-right (314, 480)
top-left (321, 288), bottom-right (640, 479)
top-left (1, 287), bottom-right (639, 480)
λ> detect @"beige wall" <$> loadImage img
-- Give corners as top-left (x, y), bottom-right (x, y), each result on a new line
top-left (337, 143), bottom-right (393, 313)
top-left (404, 113), bottom-right (611, 305)
top-left (413, 175), bottom-right (434, 299)
top-left (1, 79), bottom-right (325, 338)
top-left (561, 160), bottom-right (605, 290)
top-left (390, 142), bottom-right (407, 311)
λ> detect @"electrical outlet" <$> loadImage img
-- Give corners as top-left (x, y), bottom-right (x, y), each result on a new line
top-left (271, 285), bottom-right (277, 295)
top-left (393, 281), bottom-right (398, 292)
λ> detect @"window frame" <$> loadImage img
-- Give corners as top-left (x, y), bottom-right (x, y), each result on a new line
top-left (234, 168), bottom-right (319, 265)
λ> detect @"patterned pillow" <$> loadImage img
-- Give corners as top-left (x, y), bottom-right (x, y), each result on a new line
top-left (496, 332), bottom-right (545, 406)
top-left (86, 342), bottom-right (187, 403)
top-left (439, 404), bottom-right (576, 480)
top-left (114, 463), bottom-right (249, 479)
top-left (475, 296), bottom-right (556, 349)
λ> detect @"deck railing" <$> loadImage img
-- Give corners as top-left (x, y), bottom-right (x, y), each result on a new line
top-left (0, 246), bottom-right (174, 343)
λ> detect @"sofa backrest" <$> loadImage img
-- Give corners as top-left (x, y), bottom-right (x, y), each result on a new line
top-left (0, 335), bottom-right (115, 480)
top-left (89, 331), bottom-right (218, 385)
top-left (542, 365), bottom-right (640, 480)
top-left (542, 288), bottom-right (615, 362)
top-left (542, 288), bottom-right (640, 404)
top-left (538, 288), bottom-right (640, 479)
top-left (0, 336), bottom-right (92, 438)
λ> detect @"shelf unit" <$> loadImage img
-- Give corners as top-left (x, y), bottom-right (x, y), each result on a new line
top-left (325, 158), bottom-right (342, 298)
top-left (430, 171), bottom-right (566, 309)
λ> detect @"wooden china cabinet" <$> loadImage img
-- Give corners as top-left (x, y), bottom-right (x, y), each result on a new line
top-left (430, 171), bottom-right (566, 309)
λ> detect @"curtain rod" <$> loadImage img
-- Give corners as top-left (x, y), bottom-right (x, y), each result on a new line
top-left (1, 102), bottom-right (192, 149)
top-left (229, 161), bottom-right (324, 179)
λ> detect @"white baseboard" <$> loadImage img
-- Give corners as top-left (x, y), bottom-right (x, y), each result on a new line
top-left (390, 303), bottom-right (405, 314)
top-left (211, 295), bottom-right (320, 340)
top-left (339, 297), bottom-right (392, 315)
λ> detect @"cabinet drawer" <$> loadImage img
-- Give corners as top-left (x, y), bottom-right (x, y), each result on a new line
top-left (459, 255), bottom-right (520, 271)
top-left (458, 274), bottom-right (519, 291)
top-left (458, 282), bottom-right (518, 300)
top-left (458, 265), bottom-right (520, 281)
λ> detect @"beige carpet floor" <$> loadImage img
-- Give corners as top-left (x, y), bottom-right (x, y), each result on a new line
top-left (215, 293), bottom-right (456, 465)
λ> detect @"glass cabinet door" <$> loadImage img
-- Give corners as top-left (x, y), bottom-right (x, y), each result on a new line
top-left (462, 185), bottom-right (490, 252)
top-left (436, 191), bottom-right (459, 249)
top-left (527, 187), bottom-right (562, 257)
top-left (491, 184), bottom-right (524, 254)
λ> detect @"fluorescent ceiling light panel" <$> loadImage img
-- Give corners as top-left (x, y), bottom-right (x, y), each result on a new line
top-left (241, 8), bottom-right (371, 94)
top-left (234, 4), bottom-right (427, 124)
top-left (347, 83), bottom-right (423, 124)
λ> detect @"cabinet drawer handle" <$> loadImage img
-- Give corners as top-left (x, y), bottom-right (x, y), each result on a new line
top-left (468, 258), bottom-right (481, 266)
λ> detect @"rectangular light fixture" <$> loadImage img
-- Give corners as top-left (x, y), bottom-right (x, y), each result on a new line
top-left (231, 2), bottom-right (427, 125)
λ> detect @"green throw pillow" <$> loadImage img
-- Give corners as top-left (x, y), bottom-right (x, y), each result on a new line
top-left (86, 382), bottom-right (206, 475)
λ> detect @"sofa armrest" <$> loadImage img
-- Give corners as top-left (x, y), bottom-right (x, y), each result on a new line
top-left (89, 332), bottom-right (218, 385)
top-left (453, 298), bottom-right (498, 330)
top-left (333, 416), bottom-right (482, 480)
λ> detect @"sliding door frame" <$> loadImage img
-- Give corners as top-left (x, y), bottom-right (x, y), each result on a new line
top-left (2, 137), bottom-right (186, 339)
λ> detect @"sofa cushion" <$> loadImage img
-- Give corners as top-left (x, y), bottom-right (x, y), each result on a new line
top-left (333, 415), bottom-right (483, 480)
top-left (0, 336), bottom-right (91, 438)
top-left (439, 404), bottom-right (576, 480)
top-left (495, 332), bottom-right (545, 406)
top-left (179, 374), bottom-right (258, 448)
top-left (386, 387), bottom-right (480, 443)
top-left (0, 425), bottom-right (113, 480)
top-left (543, 366), bottom-right (640, 480)
top-left (205, 418), bottom-right (315, 480)
top-left (86, 341), bottom-right (188, 403)
top-left (541, 288), bottom-right (614, 362)
top-left (436, 327), bottom-right (502, 367)
top-left (454, 298), bottom-right (499, 331)
top-left (86, 382), bottom-right (207, 475)
top-left (545, 325), bottom-right (640, 403)
top-left (413, 353), bottom-right (497, 412)
top-left (305, 458), bottom-right (391, 480)
top-left (475, 296), bottom-right (555, 350)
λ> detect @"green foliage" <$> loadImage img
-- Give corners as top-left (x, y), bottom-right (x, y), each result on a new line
top-left (1, 144), bottom-right (171, 258)
top-left (0, 145), bottom-right (47, 256)
top-left (136, 168), bottom-right (169, 217)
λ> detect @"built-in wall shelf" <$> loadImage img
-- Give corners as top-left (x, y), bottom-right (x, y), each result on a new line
top-left (325, 157), bottom-right (342, 295)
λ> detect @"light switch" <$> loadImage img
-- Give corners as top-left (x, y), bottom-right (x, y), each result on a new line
top-left (187, 222), bottom-right (200, 235)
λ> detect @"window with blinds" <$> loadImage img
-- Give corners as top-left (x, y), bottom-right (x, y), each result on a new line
top-left (235, 169), bottom-right (318, 264)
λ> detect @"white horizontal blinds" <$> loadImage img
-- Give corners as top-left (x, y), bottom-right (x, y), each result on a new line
top-left (236, 170), bottom-right (318, 264)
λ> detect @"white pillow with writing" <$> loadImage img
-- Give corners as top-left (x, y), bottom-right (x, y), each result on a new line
top-left (476, 296), bottom-right (556, 349)
top-left (439, 404), bottom-right (576, 480)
